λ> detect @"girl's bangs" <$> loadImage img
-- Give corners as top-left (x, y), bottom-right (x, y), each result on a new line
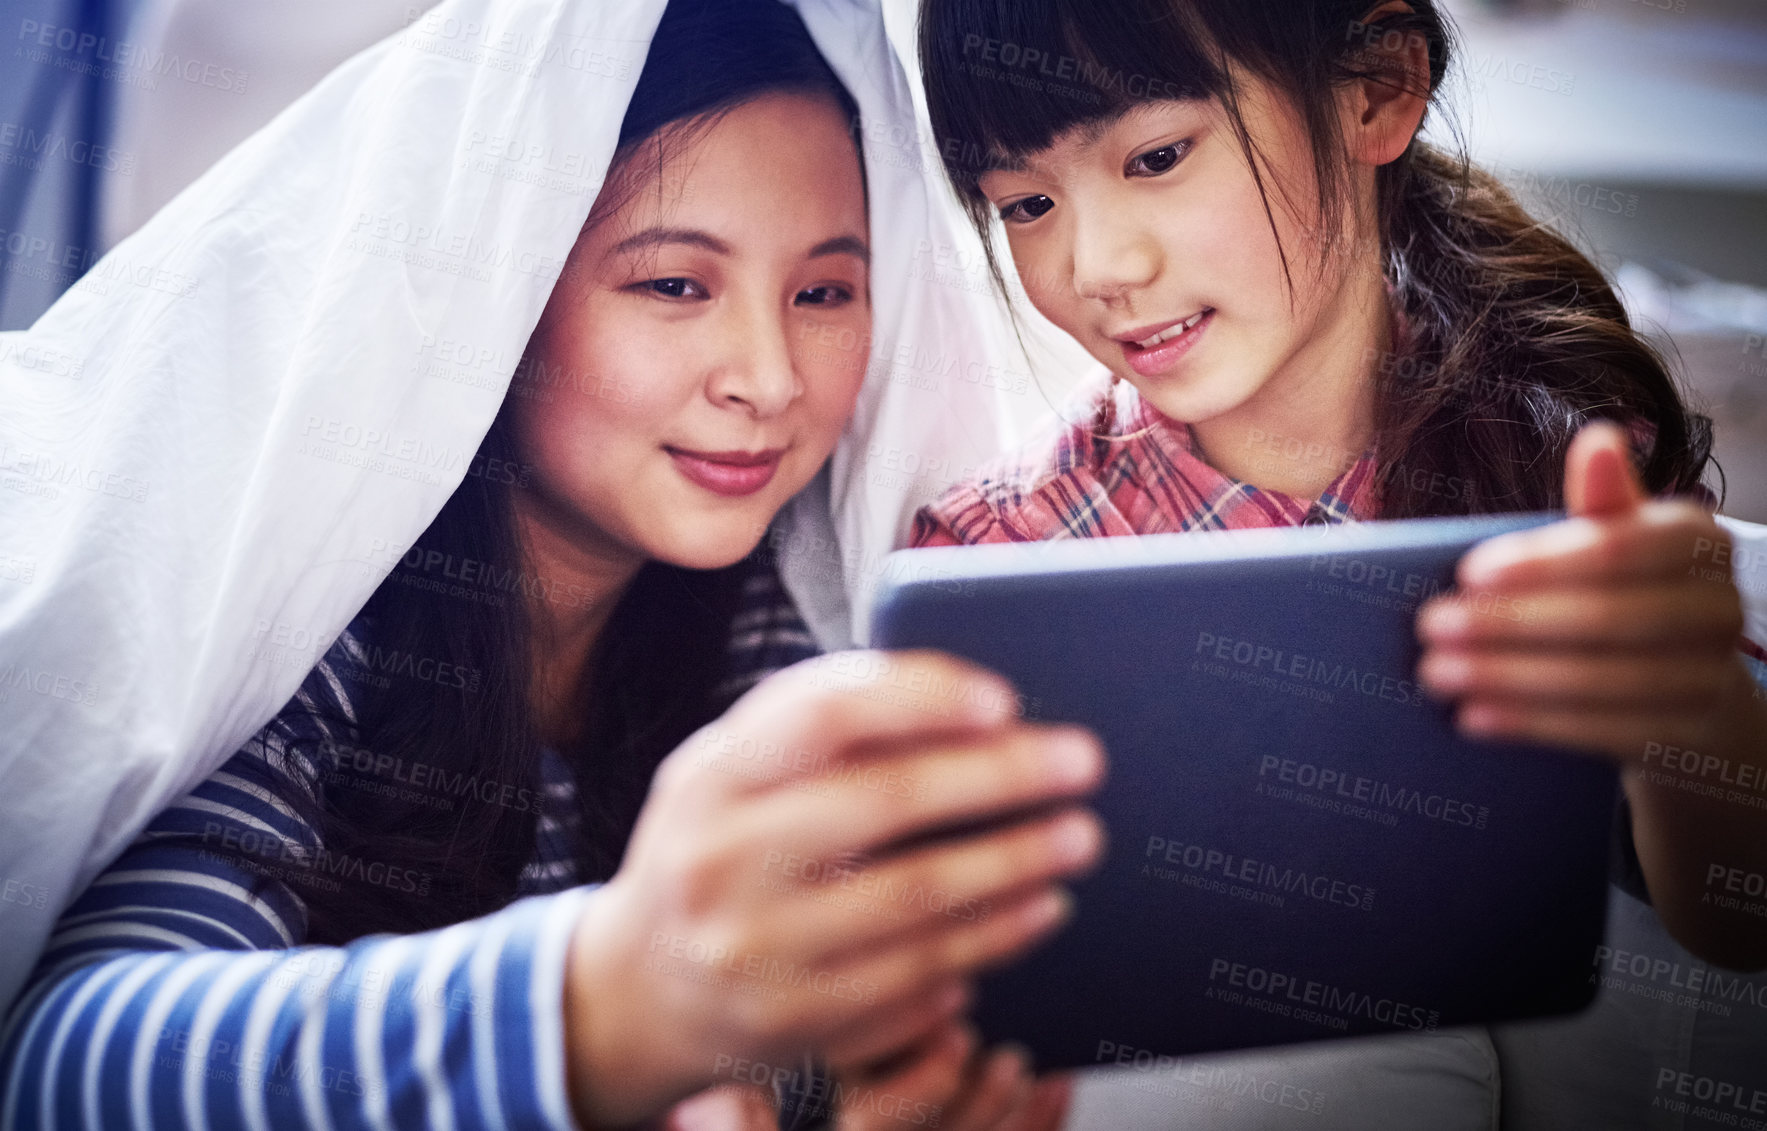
top-left (920, 0), bottom-right (1222, 187)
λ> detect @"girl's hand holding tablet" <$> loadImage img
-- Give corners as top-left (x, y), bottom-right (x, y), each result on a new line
top-left (828, 1022), bottom-right (1072, 1131)
top-left (561, 651), bottom-right (1106, 1128)
top-left (1419, 421), bottom-right (1767, 965)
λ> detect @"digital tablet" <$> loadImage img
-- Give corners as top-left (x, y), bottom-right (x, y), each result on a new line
top-left (869, 513), bottom-right (1617, 1070)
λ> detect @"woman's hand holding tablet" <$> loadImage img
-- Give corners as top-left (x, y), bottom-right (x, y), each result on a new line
top-left (561, 650), bottom-right (1106, 1127)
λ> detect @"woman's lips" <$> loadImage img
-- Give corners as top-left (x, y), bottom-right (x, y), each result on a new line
top-left (666, 447), bottom-right (784, 497)
top-left (1116, 309), bottom-right (1214, 379)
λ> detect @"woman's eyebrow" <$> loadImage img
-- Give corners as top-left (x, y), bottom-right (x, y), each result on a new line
top-left (609, 227), bottom-right (731, 257)
top-left (809, 235), bottom-right (869, 264)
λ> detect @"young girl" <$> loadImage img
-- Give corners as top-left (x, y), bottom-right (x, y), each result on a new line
top-left (0, 3), bottom-right (1097, 1128)
top-left (913, 0), bottom-right (1767, 973)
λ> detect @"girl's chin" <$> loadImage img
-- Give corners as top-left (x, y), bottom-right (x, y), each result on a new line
top-left (1120, 375), bottom-right (1257, 428)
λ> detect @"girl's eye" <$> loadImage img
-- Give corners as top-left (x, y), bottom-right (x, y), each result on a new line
top-left (639, 277), bottom-right (705, 300)
top-left (1127, 141), bottom-right (1191, 177)
top-left (796, 284), bottom-right (854, 307)
top-left (999, 195), bottom-right (1055, 224)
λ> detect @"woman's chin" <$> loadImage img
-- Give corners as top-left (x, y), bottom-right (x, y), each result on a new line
top-left (649, 523), bottom-right (776, 573)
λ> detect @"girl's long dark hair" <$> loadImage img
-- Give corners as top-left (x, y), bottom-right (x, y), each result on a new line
top-left (284, 0), bottom-right (859, 943)
top-left (918, 0), bottom-right (1714, 515)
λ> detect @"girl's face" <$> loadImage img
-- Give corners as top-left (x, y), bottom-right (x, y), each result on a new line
top-left (512, 91), bottom-right (869, 572)
top-left (978, 84), bottom-right (1380, 434)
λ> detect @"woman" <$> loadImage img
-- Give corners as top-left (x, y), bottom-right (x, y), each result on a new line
top-left (0, 2), bottom-right (1098, 1127)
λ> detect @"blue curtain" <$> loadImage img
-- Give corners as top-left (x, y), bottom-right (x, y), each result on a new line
top-left (0, 0), bottom-right (126, 329)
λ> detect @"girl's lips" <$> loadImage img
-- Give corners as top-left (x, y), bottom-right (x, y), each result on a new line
top-left (666, 447), bottom-right (784, 497)
top-left (1117, 309), bottom-right (1214, 379)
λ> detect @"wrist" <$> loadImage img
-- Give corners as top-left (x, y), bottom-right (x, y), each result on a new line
top-left (564, 882), bottom-right (683, 1129)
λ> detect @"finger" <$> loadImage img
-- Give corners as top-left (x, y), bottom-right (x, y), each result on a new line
top-left (672, 651), bottom-right (1028, 805)
top-left (1453, 702), bottom-right (1719, 761)
top-left (820, 980), bottom-right (971, 1073)
top-left (765, 649), bottom-right (1025, 744)
top-left (1457, 505), bottom-right (1724, 590)
top-left (836, 1025), bottom-right (973, 1131)
top-left (748, 809), bottom-right (1103, 962)
top-left (1011, 1075), bottom-right (1076, 1131)
top-left (1565, 420), bottom-right (1647, 519)
top-left (818, 888), bottom-right (1074, 1020)
top-left (661, 1083), bottom-right (779, 1131)
top-left (736, 725), bottom-right (1105, 863)
top-left (1419, 647), bottom-right (1737, 709)
top-left (941, 1046), bottom-right (1032, 1131)
top-left (1418, 584), bottom-right (1744, 648)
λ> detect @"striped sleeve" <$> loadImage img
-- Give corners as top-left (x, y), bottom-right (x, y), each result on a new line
top-left (0, 680), bottom-right (593, 1130)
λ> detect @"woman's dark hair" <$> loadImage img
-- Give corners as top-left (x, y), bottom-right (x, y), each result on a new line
top-left (288, 0), bottom-right (860, 943)
top-left (919, 0), bottom-right (1714, 515)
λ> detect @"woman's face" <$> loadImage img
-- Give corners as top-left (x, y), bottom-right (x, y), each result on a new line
top-left (512, 91), bottom-right (869, 572)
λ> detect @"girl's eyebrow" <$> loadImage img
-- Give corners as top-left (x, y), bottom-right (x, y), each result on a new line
top-left (980, 106), bottom-right (1156, 177)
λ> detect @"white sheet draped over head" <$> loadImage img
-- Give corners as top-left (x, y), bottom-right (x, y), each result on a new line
top-left (0, 0), bottom-right (1028, 1008)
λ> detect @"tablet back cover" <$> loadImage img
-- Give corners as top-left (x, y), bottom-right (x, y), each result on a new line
top-left (870, 515), bottom-right (1616, 1069)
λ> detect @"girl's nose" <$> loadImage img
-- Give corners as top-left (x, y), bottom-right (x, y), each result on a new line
top-left (1070, 207), bottom-right (1160, 304)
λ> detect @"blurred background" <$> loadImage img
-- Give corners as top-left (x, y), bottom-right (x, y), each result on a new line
top-left (2, 0), bottom-right (1764, 516)
top-left (2, 4), bottom-right (1763, 1130)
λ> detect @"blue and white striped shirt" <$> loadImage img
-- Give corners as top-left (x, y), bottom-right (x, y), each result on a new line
top-left (0, 561), bottom-right (819, 1130)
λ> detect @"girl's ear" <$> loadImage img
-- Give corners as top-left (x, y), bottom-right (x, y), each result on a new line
top-left (1340, 1), bottom-right (1433, 168)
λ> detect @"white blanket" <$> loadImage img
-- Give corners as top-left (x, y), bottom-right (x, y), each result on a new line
top-left (0, 0), bottom-right (1021, 1009)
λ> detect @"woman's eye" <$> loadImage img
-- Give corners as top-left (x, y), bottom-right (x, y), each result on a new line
top-left (1127, 141), bottom-right (1190, 177)
top-left (640, 277), bottom-right (705, 300)
top-left (796, 284), bottom-right (854, 307)
top-left (999, 195), bottom-right (1055, 224)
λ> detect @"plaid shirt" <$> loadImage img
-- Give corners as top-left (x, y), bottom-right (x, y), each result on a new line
top-left (912, 374), bottom-right (1378, 546)
top-left (911, 374), bottom-right (1767, 666)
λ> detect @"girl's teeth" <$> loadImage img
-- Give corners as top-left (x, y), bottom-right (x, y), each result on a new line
top-left (1135, 311), bottom-right (1206, 349)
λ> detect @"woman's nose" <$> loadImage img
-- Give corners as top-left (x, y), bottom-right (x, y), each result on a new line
top-left (705, 301), bottom-right (802, 417)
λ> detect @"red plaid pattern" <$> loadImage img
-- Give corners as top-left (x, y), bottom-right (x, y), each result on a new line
top-left (912, 375), bottom-right (1378, 546)
top-left (910, 375), bottom-right (1767, 665)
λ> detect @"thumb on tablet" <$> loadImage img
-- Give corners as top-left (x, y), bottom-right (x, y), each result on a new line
top-left (1565, 421), bottom-right (1646, 518)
